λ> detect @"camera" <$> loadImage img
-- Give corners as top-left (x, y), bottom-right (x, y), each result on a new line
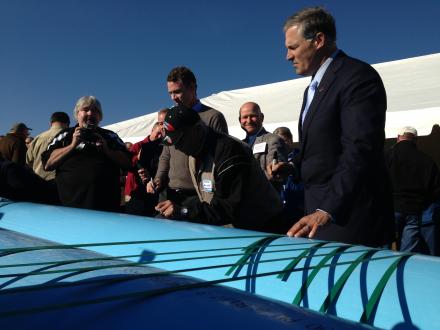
top-left (80, 123), bottom-right (98, 143)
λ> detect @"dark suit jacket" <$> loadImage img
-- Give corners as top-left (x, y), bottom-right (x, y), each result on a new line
top-left (386, 140), bottom-right (440, 214)
top-left (297, 51), bottom-right (394, 247)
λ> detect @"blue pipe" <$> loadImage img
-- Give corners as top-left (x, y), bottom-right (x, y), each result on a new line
top-left (0, 200), bottom-right (438, 329)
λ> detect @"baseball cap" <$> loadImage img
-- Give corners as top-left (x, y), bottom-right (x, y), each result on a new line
top-left (10, 123), bottom-right (32, 132)
top-left (398, 126), bottom-right (417, 137)
top-left (162, 105), bottom-right (200, 146)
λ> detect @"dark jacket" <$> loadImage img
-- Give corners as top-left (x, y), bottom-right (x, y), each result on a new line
top-left (296, 51), bottom-right (394, 247)
top-left (0, 160), bottom-right (59, 204)
top-left (185, 128), bottom-right (285, 233)
top-left (0, 133), bottom-right (27, 166)
top-left (155, 104), bottom-right (228, 190)
top-left (386, 140), bottom-right (440, 214)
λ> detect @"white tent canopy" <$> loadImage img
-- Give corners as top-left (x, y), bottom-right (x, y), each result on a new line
top-left (105, 53), bottom-right (440, 143)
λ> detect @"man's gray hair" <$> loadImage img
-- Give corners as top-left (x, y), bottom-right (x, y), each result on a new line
top-left (73, 96), bottom-right (103, 121)
top-left (283, 7), bottom-right (336, 44)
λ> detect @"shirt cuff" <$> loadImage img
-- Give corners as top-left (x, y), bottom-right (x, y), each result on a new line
top-left (316, 208), bottom-right (335, 223)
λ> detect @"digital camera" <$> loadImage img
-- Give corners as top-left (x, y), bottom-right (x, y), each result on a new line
top-left (80, 123), bottom-right (98, 143)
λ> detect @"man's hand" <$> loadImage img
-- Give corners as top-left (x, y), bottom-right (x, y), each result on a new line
top-left (155, 200), bottom-right (175, 218)
top-left (287, 210), bottom-right (331, 238)
top-left (45, 128), bottom-right (81, 171)
top-left (71, 126), bottom-right (83, 147)
top-left (146, 177), bottom-right (162, 194)
top-left (268, 162), bottom-right (295, 180)
top-left (93, 132), bottom-right (110, 153)
top-left (150, 125), bottom-right (163, 141)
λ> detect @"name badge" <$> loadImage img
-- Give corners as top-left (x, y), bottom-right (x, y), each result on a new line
top-left (202, 179), bottom-right (213, 192)
top-left (253, 142), bottom-right (267, 154)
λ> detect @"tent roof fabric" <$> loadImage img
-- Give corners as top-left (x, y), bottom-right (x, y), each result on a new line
top-left (105, 53), bottom-right (440, 143)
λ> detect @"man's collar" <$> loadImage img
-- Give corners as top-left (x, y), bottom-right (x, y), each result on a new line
top-left (310, 49), bottom-right (340, 85)
top-left (311, 49), bottom-right (340, 80)
top-left (246, 126), bottom-right (264, 137)
top-left (245, 127), bottom-right (265, 145)
top-left (7, 132), bottom-right (26, 141)
top-left (50, 123), bottom-right (66, 130)
top-left (192, 100), bottom-right (203, 112)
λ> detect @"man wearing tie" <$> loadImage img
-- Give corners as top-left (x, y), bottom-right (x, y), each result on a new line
top-left (280, 7), bottom-right (394, 247)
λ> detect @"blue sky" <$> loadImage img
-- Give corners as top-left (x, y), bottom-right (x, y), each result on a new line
top-left (1, 0), bottom-right (439, 136)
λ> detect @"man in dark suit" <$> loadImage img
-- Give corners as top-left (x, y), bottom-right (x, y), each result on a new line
top-left (279, 7), bottom-right (394, 247)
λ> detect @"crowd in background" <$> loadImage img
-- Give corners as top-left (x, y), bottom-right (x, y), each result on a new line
top-left (1, 93), bottom-right (438, 257)
top-left (1, 7), bottom-right (439, 258)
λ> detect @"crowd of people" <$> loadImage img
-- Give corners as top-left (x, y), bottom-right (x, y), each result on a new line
top-left (1, 7), bottom-right (439, 256)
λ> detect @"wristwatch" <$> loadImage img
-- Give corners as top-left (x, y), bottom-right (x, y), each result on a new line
top-left (180, 206), bottom-right (189, 218)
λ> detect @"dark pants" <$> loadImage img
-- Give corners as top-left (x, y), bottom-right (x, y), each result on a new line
top-left (395, 207), bottom-right (440, 256)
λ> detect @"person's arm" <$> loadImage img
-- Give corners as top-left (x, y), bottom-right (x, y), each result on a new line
top-left (96, 129), bottom-right (130, 170)
top-left (265, 135), bottom-right (288, 181)
top-left (155, 160), bottom-right (248, 225)
top-left (124, 171), bottom-right (136, 196)
top-left (186, 155), bottom-right (250, 225)
top-left (44, 127), bottom-right (80, 171)
top-left (269, 161), bottom-right (296, 179)
top-left (128, 137), bottom-right (150, 170)
top-left (25, 143), bottom-right (34, 168)
top-left (12, 141), bottom-right (27, 166)
top-left (129, 142), bottom-right (142, 167)
top-left (102, 147), bottom-right (130, 170)
top-left (318, 67), bottom-right (386, 216)
top-left (210, 111), bottom-right (229, 134)
top-left (44, 144), bottom-right (76, 171)
top-left (153, 146), bottom-right (170, 190)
